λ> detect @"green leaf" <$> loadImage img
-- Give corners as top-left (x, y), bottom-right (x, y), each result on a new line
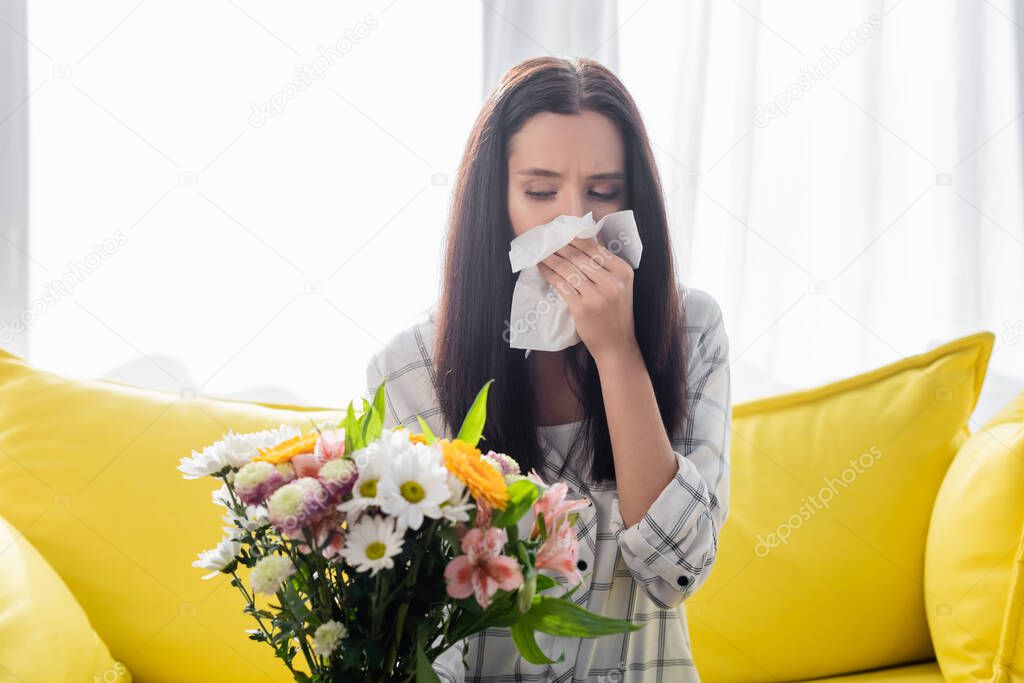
top-left (511, 620), bottom-right (563, 665)
top-left (492, 479), bottom-right (541, 529)
top-left (456, 380), bottom-right (494, 448)
top-left (344, 402), bottom-right (361, 451)
top-left (359, 400), bottom-right (375, 446)
top-left (523, 596), bottom-right (644, 637)
top-left (415, 622), bottom-right (441, 682)
top-left (368, 381), bottom-right (386, 441)
top-left (416, 415), bottom-right (436, 445)
top-left (448, 594), bottom-right (518, 641)
top-left (535, 574), bottom-right (557, 592)
top-left (280, 580), bottom-right (311, 623)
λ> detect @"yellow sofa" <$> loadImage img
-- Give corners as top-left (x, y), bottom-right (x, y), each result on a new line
top-left (0, 330), bottom-right (1020, 682)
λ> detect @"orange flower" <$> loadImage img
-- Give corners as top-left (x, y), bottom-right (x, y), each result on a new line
top-left (252, 432), bottom-right (318, 464)
top-left (440, 438), bottom-right (508, 511)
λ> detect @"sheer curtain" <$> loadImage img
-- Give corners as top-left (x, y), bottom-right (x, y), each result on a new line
top-left (0, 0), bottom-right (29, 361)
top-left (6, 1), bottom-right (1022, 418)
top-left (616, 0), bottom-right (1024, 424)
top-left (13, 1), bottom-right (482, 407)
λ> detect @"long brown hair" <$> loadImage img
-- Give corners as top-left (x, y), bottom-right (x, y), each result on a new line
top-left (433, 56), bottom-right (688, 485)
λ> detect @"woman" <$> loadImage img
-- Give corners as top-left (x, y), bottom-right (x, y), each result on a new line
top-left (364, 56), bottom-right (731, 682)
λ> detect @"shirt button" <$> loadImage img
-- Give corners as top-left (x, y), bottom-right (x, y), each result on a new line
top-left (577, 559), bottom-right (588, 571)
top-left (677, 575), bottom-right (690, 587)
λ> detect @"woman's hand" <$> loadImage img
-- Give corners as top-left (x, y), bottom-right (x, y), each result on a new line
top-left (537, 236), bottom-right (640, 363)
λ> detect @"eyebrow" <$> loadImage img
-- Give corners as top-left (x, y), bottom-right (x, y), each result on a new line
top-left (515, 168), bottom-right (625, 180)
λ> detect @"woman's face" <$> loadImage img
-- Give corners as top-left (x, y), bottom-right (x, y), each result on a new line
top-left (507, 110), bottom-right (628, 237)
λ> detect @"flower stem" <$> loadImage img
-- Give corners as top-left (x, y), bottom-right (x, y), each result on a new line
top-left (230, 570), bottom-right (297, 676)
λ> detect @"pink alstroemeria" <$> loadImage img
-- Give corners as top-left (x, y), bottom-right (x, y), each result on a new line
top-left (536, 520), bottom-right (582, 586)
top-left (444, 526), bottom-right (523, 608)
top-left (531, 481), bottom-right (590, 540)
top-left (531, 481), bottom-right (591, 586)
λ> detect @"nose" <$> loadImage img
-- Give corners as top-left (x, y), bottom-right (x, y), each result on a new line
top-left (556, 188), bottom-right (586, 218)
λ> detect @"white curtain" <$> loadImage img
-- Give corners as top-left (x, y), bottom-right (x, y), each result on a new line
top-left (0, 0), bottom-right (29, 360)
top-left (8, 0), bottom-right (1023, 420)
top-left (612, 0), bottom-right (1024, 425)
top-left (482, 0), bottom-right (619, 89)
top-left (15, 2), bottom-right (483, 408)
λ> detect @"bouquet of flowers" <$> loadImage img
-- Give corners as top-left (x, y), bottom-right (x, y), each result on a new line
top-left (179, 379), bottom-right (641, 682)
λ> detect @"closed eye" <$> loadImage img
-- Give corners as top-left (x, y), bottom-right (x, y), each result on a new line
top-left (525, 190), bottom-right (621, 201)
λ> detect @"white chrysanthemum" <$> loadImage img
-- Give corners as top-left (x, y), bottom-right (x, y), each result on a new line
top-left (311, 620), bottom-right (348, 657)
top-left (178, 425), bottom-right (301, 479)
top-left (193, 527), bottom-right (242, 579)
top-left (337, 440), bottom-right (398, 517)
top-left (241, 504), bottom-right (269, 530)
top-left (218, 430), bottom-right (263, 469)
top-left (340, 515), bottom-right (404, 576)
top-left (178, 443), bottom-right (231, 479)
top-left (378, 446), bottom-right (450, 532)
top-left (212, 482), bottom-right (233, 508)
top-left (251, 424), bottom-right (303, 447)
top-left (439, 471), bottom-right (473, 523)
top-left (250, 554), bottom-right (296, 595)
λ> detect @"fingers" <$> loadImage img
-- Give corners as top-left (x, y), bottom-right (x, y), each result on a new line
top-left (538, 261), bottom-right (583, 298)
top-left (548, 238), bottom-right (626, 290)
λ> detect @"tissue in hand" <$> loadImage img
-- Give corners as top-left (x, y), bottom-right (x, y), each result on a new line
top-left (506, 209), bottom-right (642, 355)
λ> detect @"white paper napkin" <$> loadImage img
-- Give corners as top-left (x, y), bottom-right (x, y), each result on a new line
top-left (506, 209), bottom-right (642, 356)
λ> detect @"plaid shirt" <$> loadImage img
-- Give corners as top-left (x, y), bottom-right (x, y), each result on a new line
top-left (364, 283), bottom-right (732, 682)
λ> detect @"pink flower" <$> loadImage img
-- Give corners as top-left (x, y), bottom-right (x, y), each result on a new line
top-left (536, 518), bottom-right (582, 585)
top-left (444, 526), bottom-right (523, 607)
top-left (531, 482), bottom-right (590, 540)
top-left (314, 428), bottom-right (346, 463)
top-left (289, 429), bottom-right (346, 478)
top-left (530, 482), bottom-right (591, 586)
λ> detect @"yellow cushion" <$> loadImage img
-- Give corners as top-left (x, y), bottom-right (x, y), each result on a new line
top-left (799, 660), bottom-right (944, 682)
top-left (0, 512), bottom-right (130, 682)
top-left (925, 390), bottom-right (1024, 682)
top-left (0, 348), bottom-right (341, 682)
top-left (689, 332), bottom-right (994, 682)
